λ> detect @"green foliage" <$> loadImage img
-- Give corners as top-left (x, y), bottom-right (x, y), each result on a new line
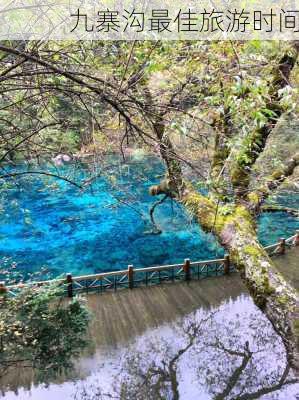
top-left (218, 204), bottom-right (234, 216)
top-left (0, 285), bottom-right (90, 380)
top-left (0, 40), bottom-right (297, 168)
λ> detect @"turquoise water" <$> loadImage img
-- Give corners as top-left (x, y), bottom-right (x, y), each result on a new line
top-left (0, 158), bottom-right (298, 283)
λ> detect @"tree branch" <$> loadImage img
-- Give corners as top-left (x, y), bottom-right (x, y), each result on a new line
top-left (149, 194), bottom-right (169, 234)
top-left (214, 342), bottom-right (252, 400)
top-left (247, 153), bottom-right (299, 209)
top-left (230, 43), bottom-right (299, 197)
top-left (261, 205), bottom-right (299, 217)
top-left (0, 122), bottom-right (60, 163)
top-left (0, 171), bottom-right (83, 189)
top-left (231, 364), bottom-right (298, 400)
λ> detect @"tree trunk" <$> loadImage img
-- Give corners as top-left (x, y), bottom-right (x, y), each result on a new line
top-left (181, 190), bottom-right (299, 372)
top-left (149, 118), bottom-right (184, 198)
top-left (221, 219), bottom-right (299, 372)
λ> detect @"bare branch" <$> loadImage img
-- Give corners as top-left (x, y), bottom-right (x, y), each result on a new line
top-left (0, 171), bottom-right (83, 189)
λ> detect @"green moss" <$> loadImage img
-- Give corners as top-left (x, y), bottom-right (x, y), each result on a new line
top-left (183, 191), bottom-right (216, 223)
top-left (277, 294), bottom-right (291, 306)
top-left (211, 144), bottom-right (230, 179)
top-left (231, 167), bottom-right (250, 189)
top-left (244, 245), bottom-right (261, 258)
top-left (242, 246), bottom-right (276, 300)
top-left (271, 169), bottom-right (284, 180)
top-left (263, 277), bottom-right (275, 296)
top-left (218, 204), bottom-right (234, 216)
top-left (247, 192), bottom-right (260, 205)
top-left (215, 204), bottom-right (254, 233)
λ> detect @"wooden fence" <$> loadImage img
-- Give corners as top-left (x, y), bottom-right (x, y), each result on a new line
top-left (1, 230), bottom-right (299, 298)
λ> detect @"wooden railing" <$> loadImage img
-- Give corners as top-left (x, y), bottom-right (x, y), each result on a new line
top-left (1, 230), bottom-right (298, 298)
top-left (264, 234), bottom-right (298, 255)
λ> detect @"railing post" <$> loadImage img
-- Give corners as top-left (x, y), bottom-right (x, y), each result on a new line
top-left (277, 238), bottom-right (286, 255)
top-left (128, 265), bottom-right (134, 289)
top-left (66, 273), bottom-right (73, 298)
top-left (0, 282), bottom-right (7, 296)
top-left (183, 259), bottom-right (191, 282)
top-left (293, 230), bottom-right (299, 246)
top-left (224, 254), bottom-right (230, 275)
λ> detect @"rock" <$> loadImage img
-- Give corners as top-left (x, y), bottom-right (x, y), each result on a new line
top-left (52, 154), bottom-right (72, 166)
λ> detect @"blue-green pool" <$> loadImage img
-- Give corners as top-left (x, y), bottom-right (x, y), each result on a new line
top-left (0, 157), bottom-right (298, 283)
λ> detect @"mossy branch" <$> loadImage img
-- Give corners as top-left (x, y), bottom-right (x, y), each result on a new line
top-left (247, 153), bottom-right (299, 209)
top-left (230, 44), bottom-right (299, 196)
top-left (261, 205), bottom-right (299, 217)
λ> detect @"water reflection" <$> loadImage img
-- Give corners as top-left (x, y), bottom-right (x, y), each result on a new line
top-left (1, 294), bottom-right (298, 399)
